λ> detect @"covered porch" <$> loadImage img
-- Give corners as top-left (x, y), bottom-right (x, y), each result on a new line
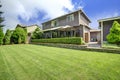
top-left (43, 25), bottom-right (83, 39)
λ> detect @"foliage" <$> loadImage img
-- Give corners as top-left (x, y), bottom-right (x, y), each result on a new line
top-left (31, 37), bottom-right (84, 45)
top-left (31, 27), bottom-right (43, 39)
top-left (107, 21), bottom-right (120, 45)
top-left (0, 4), bottom-right (4, 28)
top-left (3, 29), bottom-right (12, 45)
top-left (11, 25), bottom-right (27, 44)
top-left (0, 3), bottom-right (4, 45)
top-left (0, 27), bottom-right (4, 45)
top-left (18, 35), bottom-right (21, 44)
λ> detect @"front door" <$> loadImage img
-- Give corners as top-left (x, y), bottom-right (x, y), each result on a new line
top-left (85, 33), bottom-right (89, 43)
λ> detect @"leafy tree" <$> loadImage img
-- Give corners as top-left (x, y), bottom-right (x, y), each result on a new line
top-left (18, 35), bottom-right (21, 44)
top-left (0, 4), bottom-right (4, 28)
top-left (31, 27), bottom-right (43, 39)
top-left (0, 27), bottom-right (4, 45)
top-left (0, 3), bottom-right (4, 45)
top-left (3, 29), bottom-right (12, 45)
top-left (11, 25), bottom-right (27, 44)
top-left (107, 21), bottom-right (120, 45)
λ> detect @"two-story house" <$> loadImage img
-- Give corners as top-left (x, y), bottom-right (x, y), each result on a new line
top-left (42, 9), bottom-right (91, 43)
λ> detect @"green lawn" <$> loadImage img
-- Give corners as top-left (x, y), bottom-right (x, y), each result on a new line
top-left (0, 44), bottom-right (120, 80)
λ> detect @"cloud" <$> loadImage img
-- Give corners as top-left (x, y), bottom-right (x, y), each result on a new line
top-left (1, 0), bottom-right (84, 31)
top-left (90, 11), bottom-right (120, 29)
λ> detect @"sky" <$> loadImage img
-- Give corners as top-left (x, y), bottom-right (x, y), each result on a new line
top-left (1, 0), bottom-right (120, 31)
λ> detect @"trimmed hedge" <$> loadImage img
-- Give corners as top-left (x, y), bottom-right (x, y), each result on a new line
top-left (31, 37), bottom-right (84, 45)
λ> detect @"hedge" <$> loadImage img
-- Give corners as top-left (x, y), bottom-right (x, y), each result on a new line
top-left (31, 37), bottom-right (84, 45)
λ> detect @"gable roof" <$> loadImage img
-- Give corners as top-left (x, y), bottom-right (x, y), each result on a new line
top-left (98, 16), bottom-right (120, 22)
top-left (42, 9), bottom-right (91, 24)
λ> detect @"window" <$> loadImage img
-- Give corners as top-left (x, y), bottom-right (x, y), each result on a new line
top-left (66, 14), bottom-right (74, 22)
top-left (51, 20), bottom-right (59, 27)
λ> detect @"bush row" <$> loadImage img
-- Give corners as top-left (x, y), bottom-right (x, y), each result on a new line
top-left (31, 37), bottom-right (84, 45)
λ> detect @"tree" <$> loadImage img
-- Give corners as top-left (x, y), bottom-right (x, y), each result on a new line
top-left (3, 29), bottom-right (12, 45)
top-left (107, 21), bottom-right (120, 45)
top-left (0, 4), bottom-right (4, 28)
top-left (31, 27), bottom-right (43, 39)
top-left (0, 3), bottom-right (4, 45)
top-left (11, 25), bottom-right (27, 44)
top-left (0, 27), bottom-right (4, 45)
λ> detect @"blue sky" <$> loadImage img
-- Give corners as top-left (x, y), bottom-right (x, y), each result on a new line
top-left (1, 0), bottom-right (120, 30)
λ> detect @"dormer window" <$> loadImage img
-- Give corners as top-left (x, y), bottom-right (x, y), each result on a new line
top-left (51, 20), bottom-right (59, 27)
top-left (66, 14), bottom-right (74, 22)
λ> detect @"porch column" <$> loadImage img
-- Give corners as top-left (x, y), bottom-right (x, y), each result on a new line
top-left (83, 25), bottom-right (85, 41)
top-left (74, 30), bottom-right (76, 37)
top-left (58, 30), bottom-right (60, 37)
top-left (50, 31), bottom-right (52, 38)
top-left (64, 31), bottom-right (66, 37)
top-left (71, 30), bottom-right (73, 37)
top-left (101, 21), bottom-right (103, 47)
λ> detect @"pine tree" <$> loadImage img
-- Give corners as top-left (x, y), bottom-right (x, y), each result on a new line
top-left (107, 21), bottom-right (120, 45)
top-left (4, 29), bottom-right (12, 45)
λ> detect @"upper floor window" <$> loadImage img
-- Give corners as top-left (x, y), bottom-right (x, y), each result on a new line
top-left (66, 14), bottom-right (74, 22)
top-left (51, 20), bottom-right (59, 27)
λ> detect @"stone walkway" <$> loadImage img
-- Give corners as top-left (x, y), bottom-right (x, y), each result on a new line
top-left (87, 42), bottom-right (101, 48)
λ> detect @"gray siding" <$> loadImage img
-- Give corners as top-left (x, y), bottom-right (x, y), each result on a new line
top-left (42, 12), bottom-right (79, 30)
top-left (102, 19), bottom-right (120, 41)
top-left (80, 13), bottom-right (90, 26)
top-left (42, 22), bottom-right (51, 30)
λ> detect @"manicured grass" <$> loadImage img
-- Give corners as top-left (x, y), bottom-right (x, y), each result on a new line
top-left (0, 44), bottom-right (120, 80)
top-left (103, 42), bottom-right (120, 49)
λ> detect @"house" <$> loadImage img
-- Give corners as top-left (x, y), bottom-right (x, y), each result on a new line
top-left (42, 9), bottom-right (91, 43)
top-left (98, 16), bottom-right (120, 45)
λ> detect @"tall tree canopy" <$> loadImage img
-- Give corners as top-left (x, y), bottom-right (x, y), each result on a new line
top-left (3, 29), bottom-right (12, 45)
top-left (11, 25), bottom-right (27, 44)
top-left (0, 3), bottom-right (4, 45)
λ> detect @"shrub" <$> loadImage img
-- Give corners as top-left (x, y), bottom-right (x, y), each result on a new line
top-left (0, 27), bottom-right (4, 45)
top-left (11, 26), bottom-right (27, 44)
top-left (3, 29), bottom-right (12, 45)
top-left (31, 27), bottom-right (43, 39)
top-left (31, 37), bottom-right (84, 45)
top-left (107, 21), bottom-right (120, 45)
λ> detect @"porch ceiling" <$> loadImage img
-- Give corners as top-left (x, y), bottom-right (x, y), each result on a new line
top-left (43, 25), bottom-right (75, 31)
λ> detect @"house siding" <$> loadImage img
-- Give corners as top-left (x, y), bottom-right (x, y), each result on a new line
top-left (58, 12), bottom-right (79, 27)
top-left (42, 12), bottom-right (80, 30)
top-left (79, 13), bottom-right (90, 26)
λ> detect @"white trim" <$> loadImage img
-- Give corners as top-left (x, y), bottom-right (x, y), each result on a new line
top-left (101, 22), bottom-right (103, 47)
top-left (90, 29), bottom-right (101, 32)
top-left (98, 16), bottom-right (120, 22)
top-left (83, 25), bottom-right (85, 41)
top-left (78, 11), bottom-right (81, 25)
